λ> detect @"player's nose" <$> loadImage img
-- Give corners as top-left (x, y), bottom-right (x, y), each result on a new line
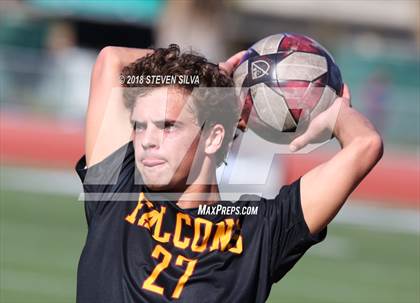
top-left (141, 125), bottom-right (163, 150)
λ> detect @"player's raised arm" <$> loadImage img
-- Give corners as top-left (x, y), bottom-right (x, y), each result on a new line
top-left (85, 46), bottom-right (153, 167)
top-left (291, 85), bottom-right (384, 234)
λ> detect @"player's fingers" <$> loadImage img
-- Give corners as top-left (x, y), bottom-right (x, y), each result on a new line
top-left (289, 113), bottom-right (329, 151)
top-left (289, 134), bottom-right (309, 152)
top-left (342, 83), bottom-right (352, 107)
top-left (289, 123), bottom-right (319, 151)
top-left (226, 50), bottom-right (246, 68)
top-left (218, 62), bottom-right (232, 75)
top-left (342, 83), bottom-right (351, 99)
top-left (219, 50), bottom-right (246, 75)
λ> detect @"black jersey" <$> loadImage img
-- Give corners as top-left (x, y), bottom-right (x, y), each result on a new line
top-left (75, 141), bottom-right (327, 303)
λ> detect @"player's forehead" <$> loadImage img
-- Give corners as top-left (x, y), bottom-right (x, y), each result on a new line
top-left (132, 86), bottom-right (196, 123)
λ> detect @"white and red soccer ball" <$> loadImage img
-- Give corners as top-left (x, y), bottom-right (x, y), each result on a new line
top-left (234, 33), bottom-right (343, 143)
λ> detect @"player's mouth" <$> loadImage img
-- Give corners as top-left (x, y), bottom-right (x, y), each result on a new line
top-left (141, 158), bottom-right (166, 167)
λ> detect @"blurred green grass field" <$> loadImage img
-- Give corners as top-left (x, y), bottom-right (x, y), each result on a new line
top-left (1, 190), bottom-right (419, 303)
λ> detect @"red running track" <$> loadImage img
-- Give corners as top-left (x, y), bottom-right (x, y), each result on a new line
top-left (1, 112), bottom-right (418, 207)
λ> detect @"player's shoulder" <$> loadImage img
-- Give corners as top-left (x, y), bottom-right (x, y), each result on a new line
top-left (235, 193), bottom-right (267, 215)
top-left (75, 140), bottom-right (140, 197)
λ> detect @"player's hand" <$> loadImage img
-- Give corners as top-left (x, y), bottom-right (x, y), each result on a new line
top-left (289, 84), bottom-right (352, 152)
top-left (219, 50), bottom-right (246, 76)
top-left (219, 50), bottom-right (248, 132)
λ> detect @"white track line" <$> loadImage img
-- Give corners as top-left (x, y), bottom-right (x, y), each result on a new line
top-left (1, 166), bottom-right (419, 234)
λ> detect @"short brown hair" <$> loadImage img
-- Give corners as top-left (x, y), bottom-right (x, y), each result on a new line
top-left (121, 44), bottom-right (240, 167)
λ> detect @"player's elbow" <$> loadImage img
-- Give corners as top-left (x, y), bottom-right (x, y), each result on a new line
top-left (365, 133), bottom-right (383, 163)
top-left (93, 46), bottom-right (122, 77)
top-left (356, 132), bottom-right (384, 168)
top-left (372, 133), bottom-right (384, 160)
top-left (97, 46), bottom-right (120, 66)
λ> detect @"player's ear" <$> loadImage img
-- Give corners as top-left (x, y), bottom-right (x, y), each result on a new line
top-left (204, 124), bottom-right (225, 156)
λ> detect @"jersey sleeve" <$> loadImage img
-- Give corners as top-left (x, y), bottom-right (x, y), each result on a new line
top-left (264, 177), bottom-right (327, 283)
top-left (75, 141), bottom-right (137, 226)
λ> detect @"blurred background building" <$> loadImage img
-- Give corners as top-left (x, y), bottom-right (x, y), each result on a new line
top-left (0, 1), bottom-right (419, 302)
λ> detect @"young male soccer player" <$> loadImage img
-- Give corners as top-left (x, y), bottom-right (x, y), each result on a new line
top-left (75, 44), bottom-right (383, 303)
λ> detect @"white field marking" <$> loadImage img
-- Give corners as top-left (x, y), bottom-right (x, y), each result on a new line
top-left (1, 166), bottom-right (419, 234)
top-left (0, 165), bottom-right (82, 196)
top-left (307, 235), bottom-right (355, 259)
top-left (334, 202), bottom-right (420, 235)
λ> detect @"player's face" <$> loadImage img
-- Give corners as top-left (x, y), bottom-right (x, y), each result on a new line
top-left (131, 87), bottom-right (205, 191)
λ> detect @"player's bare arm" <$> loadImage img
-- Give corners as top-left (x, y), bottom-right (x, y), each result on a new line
top-left (221, 45), bottom-right (383, 235)
top-left (292, 85), bottom-right (384, 234)
top-left (75, 40), bottom-right (375, 303)
top-left (85, 46), bottom-right (152, 167)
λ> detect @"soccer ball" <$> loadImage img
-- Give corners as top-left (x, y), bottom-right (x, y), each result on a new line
top-left (233, 33), bottom-right (343, 143)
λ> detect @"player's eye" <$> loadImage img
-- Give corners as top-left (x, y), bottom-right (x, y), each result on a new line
top-left (133, 121), bottom-right (146, 132)
top-left (156, 121), bottom-right (178, 132)
top-left (163, 122), bottom-right (177, 132)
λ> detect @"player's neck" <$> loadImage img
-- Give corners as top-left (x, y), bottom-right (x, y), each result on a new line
top-left (176, 169), bottom-right (220, 209)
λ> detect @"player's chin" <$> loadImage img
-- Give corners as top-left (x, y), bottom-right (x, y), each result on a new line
top-left (140, 169), bottom-right (173, 191)
top-left (141, 176), bottom-right (171, 190)
top-left (142, 175), bottom-right (186, 193)
top-left (145, 183), bottom-right (170, 191)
